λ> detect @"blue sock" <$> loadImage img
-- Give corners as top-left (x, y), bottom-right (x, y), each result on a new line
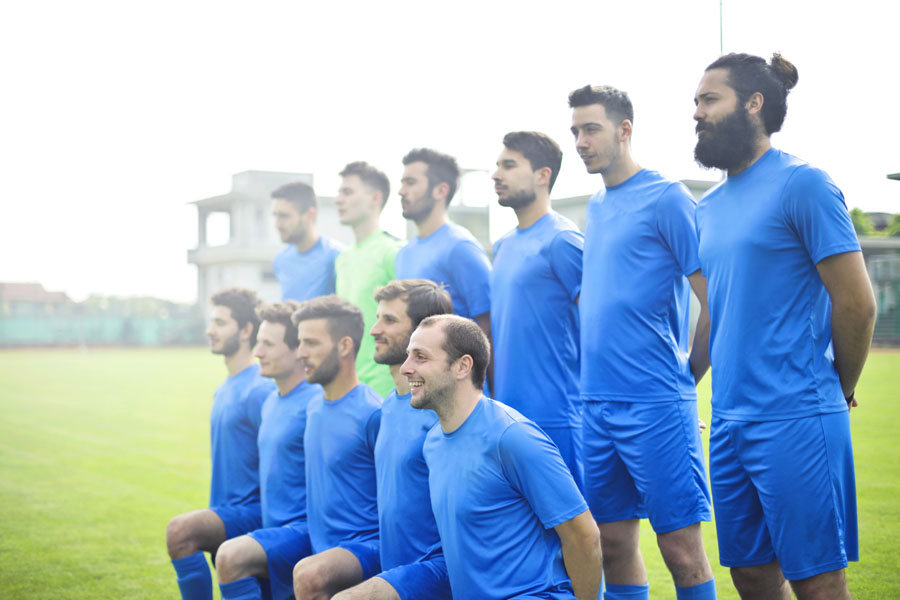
top-left (676, 579), bottom-right (717, 599)
top-left (604, 583), bottom-right (650, 600)
top-left (219, 576), bottom-right (262, 600)
top-left (172, 552), bottom-right (213, 600)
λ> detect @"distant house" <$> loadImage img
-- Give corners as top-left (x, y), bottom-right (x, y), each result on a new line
top-left (0, 282), bottom-right (74, 317)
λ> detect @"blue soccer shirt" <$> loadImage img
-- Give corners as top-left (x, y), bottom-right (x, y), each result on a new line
top-left (273, 235), bottom-right (345, 302)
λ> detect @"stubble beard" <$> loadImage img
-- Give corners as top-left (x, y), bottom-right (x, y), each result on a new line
top-left (498, 189), bottom-right (537, 210)
top-left (307, 346), bottom-right (341, 386)
top-left (211, 331), bottom-right (241, 357)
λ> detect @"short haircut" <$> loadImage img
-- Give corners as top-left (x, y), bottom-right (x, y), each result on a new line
top-left (256, 300), bottom-right (301, 349)
top-left (339, 161), bottom-right (391, 208)
top-left (291, 295), bottom-right (365, 357)
top-left (705, 52), bottom-right (799, 135)
top-left (502, 131), bottom-right (564, 192)
top-left (271, 181), bottom-right (317, 212)
top-left (418, 314), bottom-right (489, 389)
top-left (374, 279), bottom-right (454, 329)
top-left (567, 84), bottom-right (634, 125)
top-left (402, 148), bottom-right (461, 205)
top-left (210, 287), bottom-right (263, 347)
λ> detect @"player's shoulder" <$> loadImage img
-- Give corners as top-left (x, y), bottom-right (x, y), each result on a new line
top-left (354, 383), bottom-right (385, 409)
top-left (320, 234), bottom-right (347, 255)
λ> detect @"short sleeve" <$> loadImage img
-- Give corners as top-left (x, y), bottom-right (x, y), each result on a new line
top-left (498, 421), bottom-right (587, 529)
top-left (365, 408), bottom-right (382, 454)
top-left (245, 384), bottom-right (270, 431)
top-left (449, 241), bottom-right (492, 317)
top-left (782, 165), bottom-right (861, 265)
top-left (548, 230), bottom-right (584, 302)
top-left (656, 183), bottom-right (701, 276)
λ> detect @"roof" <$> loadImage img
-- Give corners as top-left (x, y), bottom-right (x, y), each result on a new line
top-left (0, 282), bottom-right (71, 303)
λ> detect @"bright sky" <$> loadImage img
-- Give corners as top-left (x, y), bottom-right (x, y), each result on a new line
top-left (2, 1), bottom-right (897, 303)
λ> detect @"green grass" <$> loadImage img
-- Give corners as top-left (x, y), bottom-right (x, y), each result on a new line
top-left (0, 348), bottom-right (898, 599)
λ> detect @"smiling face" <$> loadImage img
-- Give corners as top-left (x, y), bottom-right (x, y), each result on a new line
top-left (492, 147), bottom-right (538, 209)
top-left (371, 296), bottom-right (414, 366)
top-left (253, 320), bottom-right (299, 380)
top-left (206, 304), bottom-right (241, 356)
top-left (399, 161), bottom-right (438, 223)
top-left (401, 323), bottom-right (457, 412)
top-left (295, 318), bottom-right (341, 386)
top-left (571, 103), bottom-right (623, 175)
top-left (336, 174), bottom-right (380, 227)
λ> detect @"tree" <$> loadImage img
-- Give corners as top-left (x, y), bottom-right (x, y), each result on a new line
top-left (850, 208), bottom-right (874, 236)
top-left (886, 214), bottom-right (900, 238)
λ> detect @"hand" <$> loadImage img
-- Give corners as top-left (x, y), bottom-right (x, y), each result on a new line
top-left (846, 391), bottom-right (858, 410)
top-left (698, 418), bottom-right (707, 433)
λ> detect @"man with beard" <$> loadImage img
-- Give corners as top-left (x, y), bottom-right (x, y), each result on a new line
top-left (489, 131), bottom-right (584, 489)
top-left (306, 280), bottom-right (455, 600)
top-left (271, 182), bottom-right (344, 302)
top-left (692, 53), bottom-right (875, 599)
top-left (335, 161), bottom-right (403, 398)
top-left (569, 85), bottom-right (716, 600)
top-left (291, 296), bottom-right (383, 600)
top-left (395, 148), bottom-right (493, 387)
top-left (403, 315), bottom-right (602, 600)
top-left (166, 288), bottom-right (275, 600)
top-left (214, 301), bottom-right (323, 600)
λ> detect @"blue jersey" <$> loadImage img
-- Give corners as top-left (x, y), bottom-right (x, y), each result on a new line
top-left (580, 169), bottom-right (700, 402)
top-left (209, 364), bottom-right (274, 508)
top-left (375, 390), bottom-right (442, 570)
top-left (696, 149), bottom-right (860, 421)
top-left (492, 211), bottom-right (583, 428)
top-left (305, 383), bottom-right (382, 553)
top-left (257, 380), bottom-right (323, 528)
top-left (424, 397), bottom-right (586, 599)
top-left (395, 222), bottom-right (492, 319)
top-left (273, 235), bottom-right (344, 302)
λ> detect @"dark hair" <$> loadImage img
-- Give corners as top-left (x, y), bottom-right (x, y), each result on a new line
top-left (256, 300), bottom-right (301, 349)
top-left (374, 279), bottom-right (454, 329)
top-left (567, 84), bottom-right (634, 125)
top-left (291, 295), bottom-right (365, 357)
top-left (705, 52), bottom-right (799, 135)
top-left (402, 148), bottom-right (461, 205)
top-left (210, 287), bottom-right (263, 347)
top-left (502, 131), bottom-right (563, 192)
top-left (271, 181), bottom-right (317, 212)
top-left (339, 161), bottom-right (391, 208)
top-left (418, 314), bottom-right (489, 389)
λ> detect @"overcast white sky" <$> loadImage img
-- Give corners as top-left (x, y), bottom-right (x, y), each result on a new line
top-left (1, 1), bottom-right (898, 303)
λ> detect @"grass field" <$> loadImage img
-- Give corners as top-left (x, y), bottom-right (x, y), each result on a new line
top-left (0, 347), bottom-right (898, 599)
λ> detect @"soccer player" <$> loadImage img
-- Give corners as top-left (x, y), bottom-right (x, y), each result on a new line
top-left (692, 53), bottom-right (875, 599)
top-left (271, 181), bottom-right (344, 302)
top-left (291, 296), bottom-right (383, 600)
top-left (334, 161), bottom-right (403, 397)
top-left (490, 131), bottom-right (584, 488)
top-left (570, 84), bottom-right (716, 600)
top-left (213, 301), bottom-right (322, 600)
top-left (330, 279), bottom-right (454, 600)
top-left (166, 287), bottom-right (275, 600)
top-left (395, 149), bottom-right (493, 375)
top-left (403, 314), bottom-right (602, 600)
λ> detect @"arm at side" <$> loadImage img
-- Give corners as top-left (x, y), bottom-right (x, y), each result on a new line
top-left (555, 510), bottom-right (602, 600)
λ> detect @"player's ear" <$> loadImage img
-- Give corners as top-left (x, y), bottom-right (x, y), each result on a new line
top-left (454, 354), bottom-right (474, 381)
top-left (618, 119), bottom-right (633, 143)
top-left (535, 166), bottom-right (552, 189)
top-left (431, 181), bottom-right (450, 205)
top-left (337, 335), bottom-right (355, 359)
top-left (239, 321), bottom-right (254, 343)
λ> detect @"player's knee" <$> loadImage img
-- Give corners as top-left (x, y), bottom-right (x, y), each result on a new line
top-left (656, 528), bottom-right (708, 572)
top-left (731, 564), bottom-right (787, 598)
top-left (598, 523), bottom-right (639, 561)
top-left (293, 557), bottom-right (328, 600)
top-left (166, 514), bottom-right (194, 558)
top-left (214, 538), bottom-right (243, 584)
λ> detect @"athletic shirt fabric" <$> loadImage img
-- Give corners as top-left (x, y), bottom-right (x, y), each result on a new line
top-left (273, 235), bottom-right (345, 302)
top-left (209, 363), bottom-right (274, 508)
top-left (580, 169), bottom-right (701, 402)
top-left (305, 383), bottom-right (383, 553)
top-left (424, 397), bottom-right (586, 599)
top-left (491, 211), bottom-right (583, 428)
top-left (257, 380), bottom-right (323, 528)
top-left (335, 231), bottom-right (402, 397)
top-left (375, 390), bottom-right (442, 570)
top-left (696, 149), bottom-right (860, 421)
top-left (394, 222), bottom-right (492, 319)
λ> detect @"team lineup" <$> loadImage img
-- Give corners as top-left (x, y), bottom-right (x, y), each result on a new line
top-left (165, 52), bottom-right (877, 600)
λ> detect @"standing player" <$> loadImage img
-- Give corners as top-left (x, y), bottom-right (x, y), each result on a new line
top-left (331, 279), bottom-right (454, 600)
top-left (395, 148), bottom-right (493, 378)
top-left (166, 288), bottom-right (274, 600)
top-left (213, 301), bottom-right (322, 600)
top-left (271, 181), bottom-right (344, 301)
top-left (570, 84), bottom-right (716, 600)
top-left (692, 53), bottom-right (875, 599)
top-left (404, 315), bottom-right (602, 600)
top-left (490, 131), bottom-right (584, 488)
top-left (334, 161), bottom-right (403, 397)
top-left (291, 296), bottom-right (383, 600)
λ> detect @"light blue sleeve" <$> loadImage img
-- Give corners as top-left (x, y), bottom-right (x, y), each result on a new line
top-left (245, 382), bottom-right (271, 432)
top-left (365, 408), bottom-right (382, 455)
top-left (449, 240), bottom-right (492, 318)
top-left (656, 182), bottom-right (702, 276)
top-left (548, 229), bottom-right (584, 302)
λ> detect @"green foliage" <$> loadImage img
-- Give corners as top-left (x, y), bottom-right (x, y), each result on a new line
top-left (0, 348), bottom-right (898, 598)
top-left (886, 214), bottom-right (900, 238)
top-left (850, 208), bottom-right (874, 236)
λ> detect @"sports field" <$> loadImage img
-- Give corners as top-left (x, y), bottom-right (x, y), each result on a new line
top-left (0, 348), bottom-right (897, 599)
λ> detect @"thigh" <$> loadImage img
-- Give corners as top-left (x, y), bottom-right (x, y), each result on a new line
top-left (251, 524), bottom-right (313, 600)
top-left (377, 557), bottom-right (452, 600)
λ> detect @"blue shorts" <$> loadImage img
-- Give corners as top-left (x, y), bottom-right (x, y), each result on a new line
top-left (211, 503), bottom-right (263, 540)
top-left (250, 523), bottom-right (312, 600)
top-left (541, 424), bottom-right (584, 493)
top-left (377, 556), bottom-right (452, 600)
top-left (339, 539), bottom-right (382, 581)
top-left (710, 412), bottom-right (858, 580)
top-left (583, 400), bottom-right (712, 532)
